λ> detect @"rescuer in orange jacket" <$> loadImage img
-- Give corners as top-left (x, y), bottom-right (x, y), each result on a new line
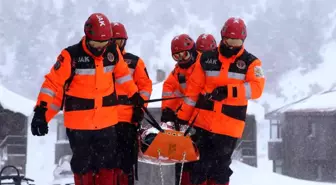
top-left (175, 17), bottom-right (266, 185)
top-left (161, 34), bottom-right (201, 185)
top-left (196, 33), bottom-right (217, 52)
top-left (161, 34), bottom-right (200, 124)
top-left (110, 22), bottom-right (152, 185)
top-left (30, 13), bottom-right (145, 185)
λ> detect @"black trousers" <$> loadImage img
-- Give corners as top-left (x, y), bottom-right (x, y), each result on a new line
top-left (66, 125), bottom-right (118, 174)
top-left (114, 122), bottom-right (138, 175)
top-left (189, 127), bottom-right (237, 184)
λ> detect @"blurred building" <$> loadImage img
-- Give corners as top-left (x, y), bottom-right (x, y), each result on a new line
top-left (155, 69), bottom-right (166, 84)
top-left (0, 105), bottom-right (27, 175)
top-left (266, 89), bottom-right (336, 182)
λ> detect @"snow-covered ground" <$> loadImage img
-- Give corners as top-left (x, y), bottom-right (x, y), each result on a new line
top-left (230, 161), bottom-right (335, 185)
top-left (0, 85), bottom-right (35, 116)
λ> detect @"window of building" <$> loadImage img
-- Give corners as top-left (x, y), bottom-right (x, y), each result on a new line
top-left (307, 121), bottom-right (316, 137)
top-left (270, 120), bottom-right (281, 139)
top-left (273, 159), bottom-right (283, 174)
top-left (317, 165), bottom-right (322, 181)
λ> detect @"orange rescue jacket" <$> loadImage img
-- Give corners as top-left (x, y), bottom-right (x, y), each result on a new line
top-left (162, 54), bottom-right (200, 112)
top-left (36, 37), bottom-right (138, 130)
top-left (116, 51), bottom-right (152, 123)
top-left (176, 46), bottom-right (265, 138)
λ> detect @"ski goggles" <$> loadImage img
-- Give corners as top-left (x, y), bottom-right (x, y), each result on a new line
top-left (172, 50), bottom-right (191, 62)
top-left (114, 39), bottom-right (126, 47)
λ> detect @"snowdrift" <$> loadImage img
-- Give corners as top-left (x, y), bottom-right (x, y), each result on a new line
top-left (0, 85), bottom-right (35, 116)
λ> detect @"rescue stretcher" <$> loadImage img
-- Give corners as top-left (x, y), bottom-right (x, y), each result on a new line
top-left (139, 104), bottom-right (200, 164)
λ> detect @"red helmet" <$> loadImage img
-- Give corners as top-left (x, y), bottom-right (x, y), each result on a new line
top-left (196, 34), bottom-right (217, 52)
top-left (84, 13), bottom-right (112, 41)
top-left (221, 17), bottom-right (247, 40)
top-left (111, 22), bottom-right (128, 39)
top-left (171, 34), bottom-right (195, 54)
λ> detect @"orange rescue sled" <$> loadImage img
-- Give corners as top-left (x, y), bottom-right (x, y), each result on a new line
top-left (143, 129), bottom-right (199, 163)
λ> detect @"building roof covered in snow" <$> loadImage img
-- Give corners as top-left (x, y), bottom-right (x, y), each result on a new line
top-left (0, 85), bottom-right (35, 116)
top-left (148, 82), bottom-right (265, 121)
top-left (265, 89), bottom-right (336, 119)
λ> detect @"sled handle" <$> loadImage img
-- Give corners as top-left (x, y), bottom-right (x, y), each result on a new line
top-left (142, 106), bottom-right (164, 132)
top-left (0, 165), bottom-right (20, 178)
top-left (0, 165), bottom-right (35, 185)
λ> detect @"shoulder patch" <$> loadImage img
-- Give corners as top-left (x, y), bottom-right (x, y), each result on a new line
top-left (103, 43), bottom-right (119, 66)
top-left (53, 54), bottom-right (64, 70)
top-left (228, 49), bottom-right (258, 74)
top-left (254, 66), bottom-right (264, 78)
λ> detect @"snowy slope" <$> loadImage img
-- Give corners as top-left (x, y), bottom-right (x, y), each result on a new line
top-left (260, 33), bottom-right (336, 112)
top-left (0, 85), bottom-right (35, 116)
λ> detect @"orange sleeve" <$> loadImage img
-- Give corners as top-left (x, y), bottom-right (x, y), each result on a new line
top-left (162, 70), bottom-right (181, 111)
top-left (133, 58), bottom-right (152, 102)
top-left (45, 92), bottom-right (63, 122)
top-left (176, 60), bottom-right (206, 121)
top-left (36, 49), bottom-right (71, 122)
top-left (114, 48), bottom-right (138, 97)
top-left (227, 59), bottom-right (265, 100)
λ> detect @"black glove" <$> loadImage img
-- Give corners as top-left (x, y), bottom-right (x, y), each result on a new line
top-left (31, 101), bottom-right (49, 136)
top-left (131, 106), bottom-right (144, 123)
top-left (129, 92), bottom-right (145, 107)
top-left (210, 86), bottom-right (228, 101)
top-left (161, 108), bottom-right (177, 122)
